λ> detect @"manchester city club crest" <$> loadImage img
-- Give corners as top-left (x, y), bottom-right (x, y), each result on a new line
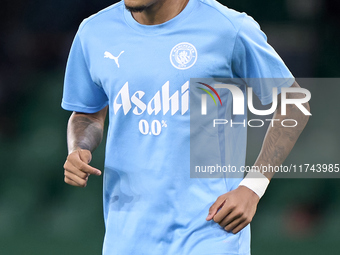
top-left (170, 42), bottom-right (198, 70)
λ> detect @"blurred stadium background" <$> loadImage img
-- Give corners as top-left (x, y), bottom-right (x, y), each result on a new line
top-left (0, 0), bottom-right (339, 254)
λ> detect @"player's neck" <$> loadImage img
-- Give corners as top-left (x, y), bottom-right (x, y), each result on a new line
top-left (131, 0), bottom-right (189, 25)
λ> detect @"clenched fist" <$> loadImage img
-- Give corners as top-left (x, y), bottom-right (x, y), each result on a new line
top-left (63, 149), bottom-right (102, 187)
top-left (206, 186), bottom-right (260, 234)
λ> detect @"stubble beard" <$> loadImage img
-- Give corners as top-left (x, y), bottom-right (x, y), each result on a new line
top-left (125, 4), bottom-right (148, 13)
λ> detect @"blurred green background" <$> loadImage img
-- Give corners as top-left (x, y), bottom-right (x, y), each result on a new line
top-left (0, 0), bottom-right (339, 254)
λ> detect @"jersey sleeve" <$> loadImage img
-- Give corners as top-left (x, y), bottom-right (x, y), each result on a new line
top-left (231, 14), bottom-right (295, 105)
top-left (61, 32), bottom-right (108, 113)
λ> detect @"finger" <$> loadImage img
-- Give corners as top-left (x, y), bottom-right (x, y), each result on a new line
top-left (224, 216), bottom-right (246, 232)
top-left (64, 161), bottom-right (89, 179)
top-left (206, 195), bottom-right (227, 221)
top-left (213, 202), bottom-right (235, 223)
top-left (80, 163), bottom-right (102, 176)
top-left (79, 149), bottom-right (92, 164)
top-left (68, 154), bottom-right (101, 176)
top-left (231, 220), bottom-right (250, 234)
top-left (219, 211), bottom-right (242, 228)
top-left (64, 170), bottom-right (88, 187)
top-left (64, 176), bottom-right (81, 187)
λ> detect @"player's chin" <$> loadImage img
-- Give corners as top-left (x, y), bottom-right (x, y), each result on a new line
top-left (124, 0), bottom-right (148, 13)
top-left (125, 4), bottom-right (148, 12)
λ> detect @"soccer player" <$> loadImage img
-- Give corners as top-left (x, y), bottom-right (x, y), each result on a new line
top-left (62, 0), bottom-right (309, 254)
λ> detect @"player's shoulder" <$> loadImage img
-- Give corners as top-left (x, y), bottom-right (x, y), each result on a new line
top-left (197, 0), bottom-right (254, 31)
top-left (78, 1), bottom-right (125, 34)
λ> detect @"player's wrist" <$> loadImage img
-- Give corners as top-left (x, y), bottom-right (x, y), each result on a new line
top-left (68, 147), bottom-right (90, 155)
top-left (238, 170), bottom-right (270, 199)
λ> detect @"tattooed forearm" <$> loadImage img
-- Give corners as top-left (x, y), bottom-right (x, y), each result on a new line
top-left (67, 107), bottom-right (107, 154)
top-left (254, 82), bottom-right (310, 179)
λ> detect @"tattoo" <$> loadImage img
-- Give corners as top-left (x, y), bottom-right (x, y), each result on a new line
top-left (255, 82), bottom-right (310, 177)
top-left (260, 129), bottom-right (284, 166)
top-left (67, 115), bottom-right (104, 153)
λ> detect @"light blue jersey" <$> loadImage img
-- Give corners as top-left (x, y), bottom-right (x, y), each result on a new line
top-left (62, 0), bottom-right (293, 254)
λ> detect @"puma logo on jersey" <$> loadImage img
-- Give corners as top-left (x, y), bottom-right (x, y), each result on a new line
top-left (104, 51), bottom-right (124, 68)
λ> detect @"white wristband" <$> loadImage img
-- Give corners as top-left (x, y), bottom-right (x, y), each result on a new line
top-left (239, 171), bottom-right (270, 199)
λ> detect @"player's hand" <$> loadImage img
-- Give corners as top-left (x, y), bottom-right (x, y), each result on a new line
top-left (206, 186), bottom-right (260, 234)
top-left (63, 149), bottom-right (102, 187)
